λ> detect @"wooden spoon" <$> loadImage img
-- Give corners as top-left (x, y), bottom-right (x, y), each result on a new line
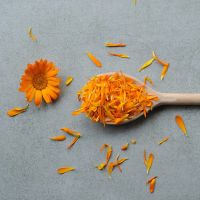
top-left (100, 72), bottom-right (200, 125)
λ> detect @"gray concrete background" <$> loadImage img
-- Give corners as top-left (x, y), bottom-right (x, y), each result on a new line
top-left (0, 0), bottom-right (200, 199)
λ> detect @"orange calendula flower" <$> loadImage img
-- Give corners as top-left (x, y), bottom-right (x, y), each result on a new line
top-left (65, 76), bottom-right (73, 86)
top-left (57, 166), bottom-right (75, 174)
top-left (144, 150), bottom-right (154, 174)
top-left (108, 52), bottom-right (129, 58)
top-left (175, 115), bottom-right (187, 136)
top-left (49, 135), bottom-right (66, 141)
top-left (7, 104), bottom-right (29, 117)
top-left (19, 59), bottom-right (61, 107)
top-left (87, 52), bottom-right (102, 67)
top-left (104, 42), bottom-right (127, 47)
top-left (121, 143), bottom-right (129, 151)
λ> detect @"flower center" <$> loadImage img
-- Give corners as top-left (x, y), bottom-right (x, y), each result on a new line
top-left (32, 74), bottom-right (48, 90)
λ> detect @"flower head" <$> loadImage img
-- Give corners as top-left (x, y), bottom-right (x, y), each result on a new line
top-left (19, 59), bottom-right (61, 106)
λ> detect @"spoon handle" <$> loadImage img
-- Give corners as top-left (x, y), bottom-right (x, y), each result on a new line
top-left (159, 93), bottom-right (200, 105)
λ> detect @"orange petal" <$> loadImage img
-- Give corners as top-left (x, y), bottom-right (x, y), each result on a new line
top-left (146, 176), bottom-right (158, 185)
top-left (106, 145), bottom-right (112, 164)
top-left (158, 136), bottom-right (170, 145)
top-left (28, 27), bottom-right (37, 41)
top-left (34, 90), bottom-right (42, 106)
top-left (100, 143), bottom-right (109, 152)
top-left (108, 52), bottom-right (129, 58)
top-left (138, 58), bottom-right (155, 72)
top-left (60, 127), bottom-right (81, 138)
top-left (115, 158), bottom-right (128, 165)
top-left (107, 162), bottom-right (114, 176)
top-left (87, 52), bottom-right (102, 67)
top-left (67, 137), bottom-right (79, 149)
top-left (144, 76), bottom-right (154, 86)
top-left (57, 167), bottom-right (75, 174)
top-left (65, 76), bottom-right (73, 86)
top-left (96, 162), bottom-right (106, 170)
top-left (146, 153), bottom-right (154, 174)
top-left (160, 64), bottom-right (169, 80)
top-left (7, 105), bottom-right (29, 117)
top-left (152, 51), bottom-right (169, 66)
top-left (104, 42), bottom-right (127, 47)
top-left (42, 89), bottom-right (52, 104)
top-left (46, 88), bottom-right (58, 100)
top-left (49, 135), bottom-right (66, 141)
top-left (149, 177), bottom-right (156, 193)
top-left (121, 143), bottom-right (129, 151)
top-left (175, 115), bottom-right (187, 136)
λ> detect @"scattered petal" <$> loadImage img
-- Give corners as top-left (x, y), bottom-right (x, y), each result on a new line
top-left (96, 162), bottom-right (106, 170)
top-left (138, 58), bottom-right (155, 72)
top-left (100, 143), bottom-right (109, 152)
top-left (57, 167), bottom-right (75, 174)
top-left (61, 127), bottom-right (81, 138)
top-left (131, 138), bottom-right (137, 144)
top-left (87, 52), bottom-right (102, 67)
top-left (28, 27), bottom-right (37, 41)
top-left (106, 145), bottom-right (112, 164)
top-left (108, 52), bottom-right (129, 58)
top-left (144, 150), bottom-right (147, 166)
top-left (146, 153), bottom-right (154, 174)
top-left (121, 143), bottom-right (129, 151)
top-left (49, 135), bottom-right (66, 141)
top-left (65, 76), bottom-right (73, 86)
top-left (67, 137), bottom-right (79, 149)
top-left (107, 162), bottom-right (114, 176)
top-left (160, 65), bottom-right (169, 80)
top-left (175, 115), bottom-right (187, 136)
top-left (158, 136), bottom-right (170, 145)
top-left (7, 104), bottom-right (29, 117)
top-left (152, 51), bottom-right (169, 66)
top-left (144, 76), bottom-right (154, 86)
top-left (114, 154), bottom-right (122, 172)
top-left (147, 176), bottom-right (157, 193)
top-left (104, 42), bottom-right (127, 47)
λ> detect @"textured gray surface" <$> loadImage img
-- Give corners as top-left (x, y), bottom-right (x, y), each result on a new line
top-left (1, 0), bottom-right (200, 199)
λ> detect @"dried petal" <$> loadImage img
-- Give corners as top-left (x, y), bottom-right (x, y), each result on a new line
top-left (138, 58), bottom-right (154, 72)
top-left (175, 115), bottom-right (187, 136)
top-left (144, 150), bottom-right (147, 166)
top-left (28, 27), bottom-right (37, 41)
top-left (131, 138), bottom-right (137, 144)
top-left (7, 104), bottom-right (29, 117)
top-left (61, 127), bottom-right (81, 138)
top-left (160, 64), bottom-right (169, 80)
top-left (87, 52), bottom-right (102, 67)
top-left (149, 177), bottom-right (156, 193)
top-left (100, 143), bottom-right (109, 152)
top-left (50, 135), bottom-right (66, 141)
top-left (152, 51), bottom-right (169, 66)
top-left (146, 153), bottom-right (154, 174)
top-left (108, 52), bottom-right (129, 58)
top-left (121, 143), bottom-right (129, 151)
top-left (57, 166), bottom-right (75, 174)
top-left (96, 162), bottom-right (106, 170)
top-left (107, 162), bottom-right (114, 175)
top-left (104, 42), bottom-right (127, 47)
top-left (158, 136), bottom-right (170, 145)
top-left (65, 76), bottom-right (73, 86)
top-left (144, 76), bottom-right (154, 86)
top-left (146, 176), bottom-right (158, 185)
top-left (116, 158), bottom-right (128, 165)
top-left (106, 145), bottom-right (112, 164)
top-left (114, 154), bottom-right (122, 172)
top-left (68, 137), bottom-right (79, 149)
